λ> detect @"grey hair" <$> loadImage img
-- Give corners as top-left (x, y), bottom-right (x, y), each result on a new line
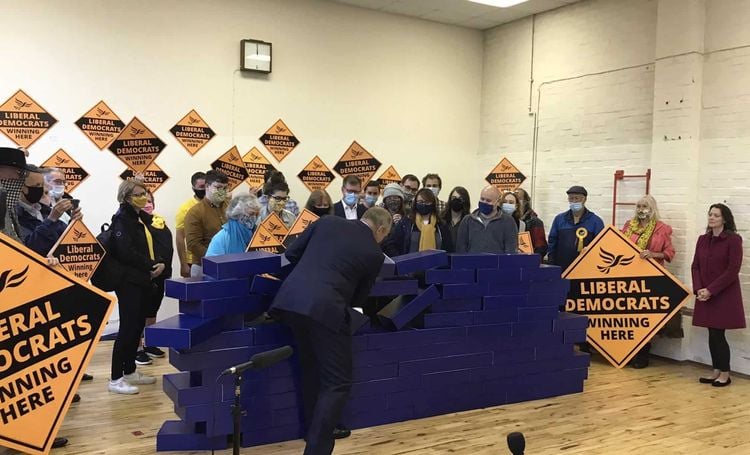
top-left (226, 194), bottom-right (261, 220)
top-left (362, 206), bottom-right (393, 231)
top-left (117, 179), bottom-right (147, 204)
top-left (42, 167), bottom-right (64, 180)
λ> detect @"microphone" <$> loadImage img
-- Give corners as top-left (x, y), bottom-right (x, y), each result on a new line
top-left (219, 345), bottom-right (293, 377)
top-left (507, 432), bottom-right (525, 455)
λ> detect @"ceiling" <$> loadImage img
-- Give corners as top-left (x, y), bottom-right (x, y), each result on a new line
top-left (328, 0), bottom-right (581, 30)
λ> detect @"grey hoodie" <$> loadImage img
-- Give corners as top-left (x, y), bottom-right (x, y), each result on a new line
top-left (455, 209), bottom-right (518, 254)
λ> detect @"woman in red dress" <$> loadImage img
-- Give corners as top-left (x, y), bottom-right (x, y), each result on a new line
top-left (692, 203), bottom-right (744, 387)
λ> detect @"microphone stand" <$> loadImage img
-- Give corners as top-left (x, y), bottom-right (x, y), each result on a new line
top-left (231, 373), bottom-right (244, 455)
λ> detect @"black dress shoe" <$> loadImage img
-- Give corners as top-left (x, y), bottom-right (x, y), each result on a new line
top-left (333, 426), bottom-right (351, 439)
top-left (72, 393), bottom-right (81, 403)
top-left (82, 373), bottom-right (93, 381)
top-left (631, 357), bottom-right (649, 369)
top-left (699, 376), bottom-right (719, 384)
top-left (712, 377), bottom-right (732, 387)
top-left (52, 437), bottom-right (69, 448)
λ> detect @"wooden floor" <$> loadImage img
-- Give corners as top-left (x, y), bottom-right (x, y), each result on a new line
top-left (4, 341), bottom-right (749, 455)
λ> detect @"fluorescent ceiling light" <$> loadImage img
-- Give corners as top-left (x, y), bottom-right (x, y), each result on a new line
top-left (467, 0), bottom-right (530, 7)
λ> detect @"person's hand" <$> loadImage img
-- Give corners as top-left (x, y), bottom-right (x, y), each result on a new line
top-left (640, 250), bottom-right (652, 259)
top-left (180, 263), bottom-right (191, 278)
top-left (248, 185), bottom-right (261, 195)
top-left (697, 288), bottom-right (712, 301)
top-left (150, 263), bottom-right (165, 278)
top-left (392, 214), bottom-right (402, 224)
top-left (46, 256), bottom-right (60, 267)
top-left (70, 207), bottom-right (83, 222)
top-left (49, 199), bottom-right (73, 221)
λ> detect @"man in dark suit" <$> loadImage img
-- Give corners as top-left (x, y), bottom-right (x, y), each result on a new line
top-left (270, 207), bottom-right (392, 455)
top-left (334, 175), bottom-right (367, 220)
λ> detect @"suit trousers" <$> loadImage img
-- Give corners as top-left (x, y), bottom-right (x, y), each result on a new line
top-left (275, 310), bottom-right (352, 455)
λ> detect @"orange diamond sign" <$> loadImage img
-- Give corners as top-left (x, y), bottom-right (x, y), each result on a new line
top-left (518, 231), bottom-right (533, 254)
top-left (242, 147), bottom-right (276, 189)
top-left (562, 226), bottom-right (690, 368)
top-left (0, 89), bottom-right (58, 149)
top-left (48, 220), bottom-right (106, 282)
top-left (120, 162), bottom-right (170, 194)
top-left (74, 100), bottom-right (124, 150)
top-left (108, 117), bottom-right (166, 174)
top-left (169, 109), bottom-right (216, 156)
top-left (40, 149), bottom-right (89, 194)
top-left (247, 225), bottom-right (284, 254)
top-left (212, 146), bottom-right (249, 192)
top-left (377, 165), bottom-right (401, 191)
top-left (333, 141), bottom-right (381, 184)
top-left (297, 155), bottom-right (335, 192)
top-left (283, 209), bottom-right (319, 249)
top-left (259, 211), bottom-right (289, 244)
top-left (259, 119), bottom-right (300, 162)
top-left (485, 157), bottom-right (526, 193)
top-left (0, 233), bottom-right (115, 455)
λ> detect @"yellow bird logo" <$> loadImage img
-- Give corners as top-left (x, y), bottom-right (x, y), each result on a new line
top-left (597, 248), bottom-right (635, 274)
top-left (54, 156), bottom-right (71, 165)
top-left (274, 125), bottom-right (286, 134)
top-left (188, 116), bottom-right (200, 125)
top-left (72, 229), bottom-right (87, 242)
top-left (96, 107), bottom-right (111, 117)
top-left (0, 266), bottom-right (29, 293)
top-left (130, 127), bottom-right (145, 136)
top-left (13, 98), bottom-right (32, 110)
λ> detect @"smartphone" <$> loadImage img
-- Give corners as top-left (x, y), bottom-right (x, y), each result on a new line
top-left (70, 199), bottom-right (80, 209)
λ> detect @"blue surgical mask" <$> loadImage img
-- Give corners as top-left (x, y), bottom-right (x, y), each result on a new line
top-left (344, 192), bottom-right (358, 206)
top-left (501, 203), bottom-right (516, 215)
top-left (427, 187), bottom-right (440, 198)
top-left (365, 195), bottom-right (378, 207)
top-left (570, 202), bottom-right (584, 212)
top-left (478, 201), bottom-right (495, 215)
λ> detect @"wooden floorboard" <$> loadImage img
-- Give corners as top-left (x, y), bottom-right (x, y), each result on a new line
top-left (2, 341), bottom-right (746, 454)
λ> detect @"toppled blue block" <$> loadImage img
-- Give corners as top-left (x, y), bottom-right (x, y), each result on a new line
top-left (440, 283), bottom-right (488, 299)
top-left (165, 276), bottom-right (251, 301)
top-left (564, 329), bottom-right (587, 344)
top-left (250, 274), bottom-right (283, 295)
top-left (425, 269), bottom-right (475, 285)
top-left (399, 352), bottom-right (492, 376)
top-left (476, 268), bottom-right (523, 284)
top-left (416, 311), bottom-right (474, 328)
top-left (497, 254), bottom-right (541, 268)
top-left (201, 251), bottom-right (281, 280)
top-left (145, 315), bottom-right (224, 350)
top-left (377, 285), bottom-right (439, 330)
top-left (523, 264), bottom-right (562, 282)
top-left (163, 372), bottom-right (218, 407)
top-left (518, 307), bottom-right (559, 322)
top-left (449, 253), bottom-right (498, 270)
top-left (169, 345), bottom-right (252, 372)
top-left (431, 298), bottom-right (482, 313)
top-left (369, 279), bottom-right (419, 297)
top-left (392, 250), bottom-right (449, 275)
top-left (483, 295), bottom-right (526, 310)
top-left (379, 254), bottom-right (396, 278)
top-left (156, 421), bottom-right (226, 451)
top-left (554, 312), bottom-right (589, 332)
top-left (367, 327), bottom-right (466, 350)
top-left (178, 295), bottom-right (269, 319)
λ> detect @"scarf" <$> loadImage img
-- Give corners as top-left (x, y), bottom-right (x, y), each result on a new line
top-left (0, 177), bottom-right (25, 240)
top-left (223, 219), bottom-right (253, 254)
top-left (624, 218), bottom-right (657, 250)
top-left (415, 214), bottom-right (438, 251)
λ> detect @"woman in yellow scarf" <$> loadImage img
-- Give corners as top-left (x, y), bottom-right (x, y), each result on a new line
top-left (383, 188), bottom-right (453, 257)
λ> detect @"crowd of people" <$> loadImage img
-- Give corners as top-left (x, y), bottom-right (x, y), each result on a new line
top-left (0, 145), bottom-right (745, 449)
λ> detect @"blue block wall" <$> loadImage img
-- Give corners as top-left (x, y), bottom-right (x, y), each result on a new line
top-left (146, 251), bottom-right (589, 451)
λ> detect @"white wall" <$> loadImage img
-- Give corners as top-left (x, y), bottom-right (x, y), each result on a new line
top-left (0, 0), bottom-right (483, 331)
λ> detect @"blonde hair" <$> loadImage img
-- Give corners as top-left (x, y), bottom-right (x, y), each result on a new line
top-left (117, 179), bottom-right (147, 204)
top-left (635, 195), bottom-right (660, 221)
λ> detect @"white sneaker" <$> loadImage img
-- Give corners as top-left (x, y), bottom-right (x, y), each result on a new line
top-left (108, 378), bottom-right (139, 395)
top-left (124, 371), bottom-right (157, 385)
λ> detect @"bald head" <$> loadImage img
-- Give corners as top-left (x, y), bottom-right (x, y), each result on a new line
top-left (478, 185), bottom-right (500, 217)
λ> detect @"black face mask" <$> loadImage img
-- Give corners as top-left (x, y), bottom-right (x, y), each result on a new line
top-left (23, 186), bottom-right (44, 204)
top-left (385, 199), bottom-right (402, 213)
top-left (193, 188), bottom-right (206, 200)
top-left (311, 207), bottom-right (330, 217)
top-left (449, 198), bottom-right (464, 212)
top-left (415, 202), bottom-right (434, 216)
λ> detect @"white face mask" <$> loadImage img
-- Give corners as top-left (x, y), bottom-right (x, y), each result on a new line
top-left (637, 209), bottom-right (651, 220)
top-left (50, 184), bottom-right (65, 198)
top-left (427, 186), bottom-right (440, 198)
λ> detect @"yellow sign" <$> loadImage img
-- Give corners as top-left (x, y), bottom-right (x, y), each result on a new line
top-left (242, 147), bottom-right (276, 189)
top-left (0, 233), bottom-right (115, 455)
top-left (283, 209), bottom-right (319, 249)
top-left (562, 225), bottom-right (690, 368)
top-left (297, 155), bottom-right (334, 192)
top-left (40, 149), bottom-right (89, 194)
top-left (0, 89), bottom-right (58, 149)
top-left (259, 119), bottom-right (300, 162)
top-left (377, 165), bottom-right (401, 191)
top-left (48, 220), bottom-right (106, 282)
top-left (260, 211), bottom-right (289, 244)
top-left (518, 231), bottom-right (533, 254)
top-left (74, 101), bottom-right (124, 150)
top-left (169, 109), bottom-right (215, 156)
top-left (211, 146), bottom-right (250, 192)
top-left (108, 117), bottom-right (166, 174)
top-left (247, 225), bottom-right (284, 254)
top-left (485, 157), bottom-right (526, 193)
top-left (333, 141), bottom-right (381, 184)
top-left (119, 162), bottom-right (170, 194)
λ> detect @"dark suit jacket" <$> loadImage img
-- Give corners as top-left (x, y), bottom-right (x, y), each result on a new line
top-left (333, 200), bottom-right (367, 220)
top-left (270, 216), bottom-right (385, 334)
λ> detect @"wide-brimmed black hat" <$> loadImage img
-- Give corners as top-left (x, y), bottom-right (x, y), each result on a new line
top-left (0, 147), bottom-right (31, 170)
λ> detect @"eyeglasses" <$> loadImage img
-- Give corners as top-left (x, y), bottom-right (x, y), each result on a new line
top-left (270, 195), bottom-right (289, 202)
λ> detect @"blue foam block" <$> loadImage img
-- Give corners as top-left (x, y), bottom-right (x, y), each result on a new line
top-left (368, 327), bottom-right (466, 350)
top-left (527, 291), bottom-right (568, 307)
top-left (201, 251), bottom-right (281, 280)
top-left (420, 367), bottom-right (479, 389)
top-left (523, 264), bottom-right (562, 282)
top-left (249, 323), bottom-right (294, 345)
top-left (440, 282), bottom-right (489, 299)
top-left (511, 321), bottom-right (554, 337)
top-left (416, 311), bottom-right (474, 328)
top-left (352, 363), bottom-right (398, 382)
top-left (475, 268), bottom-right (524, 283)
top-left (377, 285), bottom-right (439, 330)
top-left (399, 352), bottom-right (492, 376)
top-left (475, 308), bottom-right (517, 325)
top-left (355, 342), bottom-right (470, 368)
top-left (250, 274), bottom-right (283, 295)
top-left (554, 312), bottom-right (589, 332)
top-left (179, 328), bottom-right (255, 353)
top-left (369, 279), bottom-right (420, 297)
top-left (529, 279), bottom-right (570, 295)
top-left (379, 254), bottom-right (396, 278)
top-left (349, 376), bottom-right (420, 398)
top-left (518, 307), bottom-right (560, 322)
top-left (163, 372), bottom-right (217, 407)
top-left (430, 298), bottom-right (482, 312)
top-left (165, 276), bottom-right (251, 301)
top-left (483, 295), bottom-right (526, 310)
top-left (242, 423), bottom-right (304, 448)
top-left (178, 295), bottom-right (270, 319)
top-left (449, 253), bottom-right (499, 269)
top-left (497, 254), bottom-right (541, 268)
top-left (156, 421), bottom-right (226, 451)
top-left (391, 249), bottom-right (449, 275)
top-left (425, 269), bottom-right (475, 285)
top-left (535, 344), bottom-right (575, 361)
top-left (564, 329), bottom-right (587, 344)
top-left (169, 345), bottom-right (252, 372)
top-left (494, 347), bottom-right (536, 365)
top-left (486, 281), bottom-right (532, 296)
top-left (145, 314), bottom-right (224, 350)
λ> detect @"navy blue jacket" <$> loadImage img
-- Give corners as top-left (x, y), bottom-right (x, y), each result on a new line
top-left (15, 203), bottom-right (67, 256)
top-left (547, 208), bottom-right (604, 271)
top-left (334, 200), bottom-right (367, 220)
top-left (270, 216), bottom-right (384, 334)
top-left (383, 217), bottom-right (454, 257)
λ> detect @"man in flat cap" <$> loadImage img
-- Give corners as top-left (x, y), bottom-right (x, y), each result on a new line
top-left (547, 185), bottom-right (604, 271)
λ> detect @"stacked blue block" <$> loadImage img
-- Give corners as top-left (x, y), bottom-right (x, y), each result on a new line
top-left (146, 250), bottom-right (590, 451)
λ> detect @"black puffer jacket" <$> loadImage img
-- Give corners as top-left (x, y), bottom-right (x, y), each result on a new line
top-left (110, 203), bottom-right (161, 287)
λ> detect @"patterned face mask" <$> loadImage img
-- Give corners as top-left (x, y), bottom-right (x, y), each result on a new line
top-left (1, 173), bottom-right (26, 213)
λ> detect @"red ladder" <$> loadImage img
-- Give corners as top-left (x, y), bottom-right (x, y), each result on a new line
top-left (612, 169), bottom-right (651, 226)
